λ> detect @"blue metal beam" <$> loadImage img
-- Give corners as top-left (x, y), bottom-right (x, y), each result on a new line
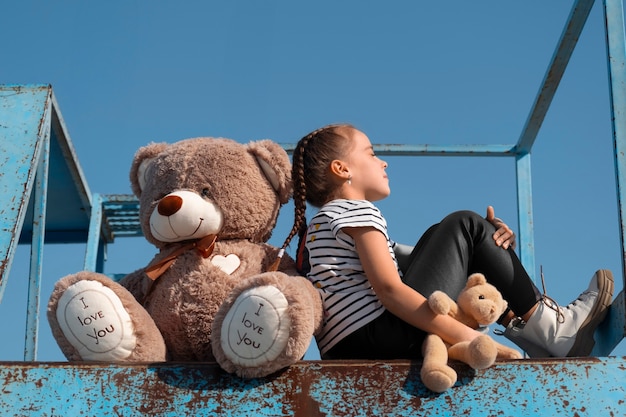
top-left (0, 359), bottom-right (623, 416)
top-left (281, 143), bottom-right (517, 157)
top-left (516, 0), bottom-right (596, 153)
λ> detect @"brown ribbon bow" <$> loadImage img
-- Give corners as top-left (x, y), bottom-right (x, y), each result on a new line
top-left (144, 234), bottom-right (217, 280)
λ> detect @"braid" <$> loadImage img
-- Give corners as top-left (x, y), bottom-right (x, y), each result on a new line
top-left (280, 134), bottom-right (309, 251)
top-left (279, 123), bottom-right (355, 252)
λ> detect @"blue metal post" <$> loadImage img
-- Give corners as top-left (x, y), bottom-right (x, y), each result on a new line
top-left (593, 0), bottom-right (626, 352)
top-left (85, 193), bottom-right (105, 272)
top-left (23, 111), bottom-right (50, 361)
top-left (515, 153), bottom-right (536, 280)
top-left (604, 0), bottom-right (626, 285)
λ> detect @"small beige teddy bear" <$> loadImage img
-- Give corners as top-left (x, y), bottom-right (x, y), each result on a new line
top-left (420, 273), bottom-right (522, 392)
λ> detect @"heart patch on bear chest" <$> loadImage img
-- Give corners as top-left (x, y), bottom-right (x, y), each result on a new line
top-left (211, 254), bottom-right (241, 275)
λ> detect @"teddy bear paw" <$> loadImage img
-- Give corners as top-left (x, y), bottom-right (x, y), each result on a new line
top-left (466, 335), bottom-right (498, 369)
top-left (421, 366), bottom-right (458, 393)
top-left (218, 285), bottom-right (291, 369)
top-left (54, 279), bottom-right (138, 361)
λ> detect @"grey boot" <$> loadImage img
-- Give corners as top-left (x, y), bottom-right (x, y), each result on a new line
top-left (498, 269), bottom-right (614, 357)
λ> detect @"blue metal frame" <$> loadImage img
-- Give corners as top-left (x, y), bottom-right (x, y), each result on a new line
top-left (0, 86), bottom-right (51, 361)
top-left (0, 2), bottom-right (624, 406)
top-left (1, 1), bottom-right (626, 414)
top-left (0, 86), bottom-right (51, 302)
top-left (2, 0), bottom-right (625, 360)
top-left (0, 85), bottom-right (93, 360)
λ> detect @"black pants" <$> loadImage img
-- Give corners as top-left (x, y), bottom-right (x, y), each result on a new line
top-left (325, 210), bottom-right (542, 360)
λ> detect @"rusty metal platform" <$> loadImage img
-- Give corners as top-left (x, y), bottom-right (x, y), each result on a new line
top-left (1, 358), bottom-right (624, 416)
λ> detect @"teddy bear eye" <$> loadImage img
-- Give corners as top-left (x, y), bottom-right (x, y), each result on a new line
top-left (479, 295), bottom-right (485, 300)
top-left (201, 188), bottom-right (210, 197)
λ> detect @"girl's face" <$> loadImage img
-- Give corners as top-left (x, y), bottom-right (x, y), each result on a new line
top-left (339, 129), bottom-right (390, 202)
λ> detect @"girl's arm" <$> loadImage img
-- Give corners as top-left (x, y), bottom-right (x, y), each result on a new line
top-left (345, 226), bottom-right (484, 346)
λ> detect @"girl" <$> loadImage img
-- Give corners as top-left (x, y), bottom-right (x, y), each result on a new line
top-left (279, 123), bottom-right (614, 360)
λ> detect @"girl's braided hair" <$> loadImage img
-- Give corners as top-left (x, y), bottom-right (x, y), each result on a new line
top-left (279, 123), bottom-right (355, 254)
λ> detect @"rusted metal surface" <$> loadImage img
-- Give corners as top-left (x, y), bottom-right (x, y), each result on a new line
top-left (0, 359), bottom-right (624, 416)
top-left (0, 85), bottom-right (51, 296)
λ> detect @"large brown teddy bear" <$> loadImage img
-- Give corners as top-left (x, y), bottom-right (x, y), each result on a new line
top-left (47, 137), bottom-right (324, 378)
top-left (420, 273), bottom-right (522, 393)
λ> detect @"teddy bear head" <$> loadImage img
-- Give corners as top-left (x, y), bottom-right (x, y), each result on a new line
top-left (457, 273), bottom-right (508, 326)
top-left (128, 137), bottom-right (292, 249)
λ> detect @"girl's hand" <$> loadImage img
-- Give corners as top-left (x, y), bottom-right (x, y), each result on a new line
top-left (485, 206), bottom-right (516, 250)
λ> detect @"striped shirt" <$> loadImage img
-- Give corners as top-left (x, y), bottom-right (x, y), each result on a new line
top-left (305, 199), bottom-right (400, 355)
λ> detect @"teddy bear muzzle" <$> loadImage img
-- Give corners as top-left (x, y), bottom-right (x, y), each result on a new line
top-left (150, 190), bottom-right (223, 242)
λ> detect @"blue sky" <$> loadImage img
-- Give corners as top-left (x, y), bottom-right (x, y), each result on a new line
top-left (1, 1), bottom-right (624, 361)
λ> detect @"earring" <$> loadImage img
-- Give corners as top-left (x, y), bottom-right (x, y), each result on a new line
top-left (347, 175), bottom-right (352, 185)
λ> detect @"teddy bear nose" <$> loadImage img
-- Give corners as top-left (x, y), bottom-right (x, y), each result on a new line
top-left (157, 195), bottom-right (183, 216)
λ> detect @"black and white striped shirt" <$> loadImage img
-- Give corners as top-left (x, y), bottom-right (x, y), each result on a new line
top-left (305, 199), bottom-right (400, 355)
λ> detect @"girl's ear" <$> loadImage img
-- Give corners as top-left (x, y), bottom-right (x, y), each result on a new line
top-left (330, 159), bottom-right (351, 180)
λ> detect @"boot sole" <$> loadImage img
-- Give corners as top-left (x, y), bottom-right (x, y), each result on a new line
top-left (567, 269), bottom-right (614, 357)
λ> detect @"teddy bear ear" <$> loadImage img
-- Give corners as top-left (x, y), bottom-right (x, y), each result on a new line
top-left (247, 139), bottom-right (293, 204)
top-left (466, 272), bottom-right (487, 287)
top-left (129, 142), bottom-right (169, 197)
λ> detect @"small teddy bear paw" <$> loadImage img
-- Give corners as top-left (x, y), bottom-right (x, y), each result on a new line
top-left (55, 280), bottom-right (137, 361)
top-left (467, 335), bottom-right (498, 369)
top-left (421, 366), bottom-right (458, 393)
top-left (219, 285), bottom-right (291, 368)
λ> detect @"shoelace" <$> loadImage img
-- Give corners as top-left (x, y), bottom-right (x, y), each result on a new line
top-left (539, 265), bottom-right (565, 324)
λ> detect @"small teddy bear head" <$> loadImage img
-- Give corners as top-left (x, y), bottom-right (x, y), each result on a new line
top-left (457, 273), bottom-right (508, 326)
top-left (128, 137), bottom-right (292, 248)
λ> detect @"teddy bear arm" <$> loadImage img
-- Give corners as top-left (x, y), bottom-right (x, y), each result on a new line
top-left (428, 290), bottom-right (455, 315)
top-left (429, 291), bottom-right (471, 326)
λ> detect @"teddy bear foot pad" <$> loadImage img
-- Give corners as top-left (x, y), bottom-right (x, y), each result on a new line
top-left (220, 285), bottom-right (291, 367)
top-left (55, 280), bottom-right (137, 361)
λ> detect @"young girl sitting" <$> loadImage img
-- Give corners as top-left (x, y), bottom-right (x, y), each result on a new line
top-left (279, 123), bottom-right (614, 360)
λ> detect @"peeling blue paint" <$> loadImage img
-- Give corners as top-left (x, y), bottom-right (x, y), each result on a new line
top-left (0, 359), bottom-right (624, 416)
